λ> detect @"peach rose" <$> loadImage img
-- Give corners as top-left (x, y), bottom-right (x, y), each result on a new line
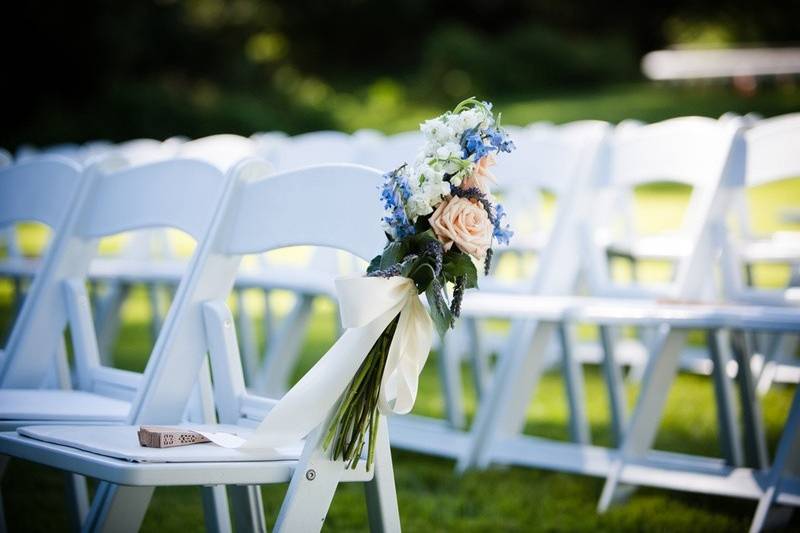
top-left (460, 154), bottom-right (496, 194)
top-left (430, 196), bottom-right (493, 259)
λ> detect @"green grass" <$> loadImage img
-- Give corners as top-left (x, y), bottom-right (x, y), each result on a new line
top-left (2, 98), bottom-right (800, 531)
top-left (327, 82), bottom-right (800, 134)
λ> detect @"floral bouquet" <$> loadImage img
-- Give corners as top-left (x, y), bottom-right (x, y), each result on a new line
top-left (323, 98), bottom-right (514, 469)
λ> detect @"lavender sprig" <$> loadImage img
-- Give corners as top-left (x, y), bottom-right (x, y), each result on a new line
top-left (450, 275), bottom-right (466, 319)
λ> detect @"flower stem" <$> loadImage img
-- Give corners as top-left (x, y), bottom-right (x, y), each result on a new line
top-left (324, 315), bottom-right (399, 470)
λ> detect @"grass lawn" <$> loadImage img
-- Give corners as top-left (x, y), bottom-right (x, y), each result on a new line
top-left (2, 98), bottom-right (800, 531)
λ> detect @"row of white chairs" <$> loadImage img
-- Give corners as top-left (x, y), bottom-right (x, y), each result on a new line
top-left (0, 158), bottom-right (398, 532)
top-left (390, 114), bottom-right (800, 533)
top-left (6, 115), bottom-right (797, 397)
top-left (0, 114), bottom-right (798, 531)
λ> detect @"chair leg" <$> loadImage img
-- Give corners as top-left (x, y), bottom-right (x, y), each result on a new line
top-left (599, 325), bottom-right (627, 447)
top-left (558, 324), bottom-right (590, 445)
top-left (364, 417), bottom-right (401, 533)
top-left (94, 282), bottom-right (130, 364)
top-left (256, 294), bottom-right (315, 396)
top-left (731, 331), bottom-right (769, 469)
top-left (146, 283), bottom-right (164, 343)
top-left (235, 289), bottom-right (260, 386)
top-left (228, 486), bottom-right (266, 533)
top-left (82, 482), bottom-right (154, 533)
top-left (459, 321), bottom-right (557, 471)
top-left (708, 329), bottom-right (744, 466)
top-left (749, 387), bottom-right (800, 533)
top-left (598, 328), bottom-right (688, 512)
top-left (273, 428), bottom-right (346, 533)
top-left (464, 318), bottom-right (491, 399)
top-left (201, 486), bottom-right (233, 533)
top-left (439, 331), bottom-right (467, 430)
top-left (64, 473), bottom-right (91, 532)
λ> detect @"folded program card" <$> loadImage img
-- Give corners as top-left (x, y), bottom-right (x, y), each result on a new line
top-left (137, 426), bottom-right (248, 449)
top-left (137, 426), bottom-right (210, 448)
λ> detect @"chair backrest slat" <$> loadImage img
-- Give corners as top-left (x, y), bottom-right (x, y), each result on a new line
top-left (745, 114), bottom-right (800, 186)
top-left (225, 164), bottom-right (386, 261)
top-left (78, 159), bottom-right (228, 241)
top-left (0, 157), bottom-right (82, 229)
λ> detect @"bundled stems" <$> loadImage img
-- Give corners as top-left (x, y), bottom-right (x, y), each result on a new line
top-left (323, 315), bottom-right (400, 470)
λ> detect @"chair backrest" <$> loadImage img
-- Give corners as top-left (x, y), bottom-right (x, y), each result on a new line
top-left (273, 131), bottom-right (358, 171)
top-left (744, 113), bottom-right (800, 187)
top-left (128, 162), bottom-right (386, 425)
top-left (178, 134), bottom-right (261, 172)
top-left (0, 157), bottom-right (83, 231)
top-left (112, 138), bottom-right (180, 166)
top-left (718, 113), bottom-right (800, 302)
top-left (511, 122), bottom-right (613, 295)
top-left (489, 121), bottom-right (609, 290)
top-left (586, 117), bottom-right (745, 298)
top-left (0, 158), bottom-right (235, 388)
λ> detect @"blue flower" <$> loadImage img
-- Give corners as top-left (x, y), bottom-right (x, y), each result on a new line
top-left (379, 166), bottom-right (415, 238)
top-left (492, 203), bottom-right (513, 245)
top-left (487, 128), bottom-right (515, 153)
top-left (463, 130), bottom-right (495, 161)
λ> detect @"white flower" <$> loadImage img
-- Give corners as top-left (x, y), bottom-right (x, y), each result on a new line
top-left (436, 141), bottom-right (463, 160)
top-left (421, 164), bottom-right (444, 183)
top-left (421, 118), bottom-right (455, 145)
top-left (407, 193), bottom-right (434, 218)
top-left (427, 179), bottom-right (451, 199)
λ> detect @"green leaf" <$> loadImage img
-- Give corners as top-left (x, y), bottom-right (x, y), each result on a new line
top-left (407, 228), bottom-right (436, 250)
top-left (425, 284), bottom-right (452, 338)
top-left (413, 216), bottom-right (432, 234)
top-left (366, 254), bottom-right (382, 275)
top-left (380, 241), bottom-right (407, 270)
top-left (406, 260), bottom-right (436, 293)
top-left (442, 250), bottom-right (478, 289)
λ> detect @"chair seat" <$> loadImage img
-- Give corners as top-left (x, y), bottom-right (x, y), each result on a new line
top-left (16, 424), bottom-right (302, 463)
top-left (0, 256), bottom-right (40, 277)
top-left (0, 390), bottom-right (130, 422)
top-left (0, 427), bottom-right (371, 486)
top-left (606, 234), bottom-right (690, 262)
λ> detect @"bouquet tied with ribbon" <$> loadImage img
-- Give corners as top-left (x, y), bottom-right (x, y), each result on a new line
top-left (324, 98), bottom-right (515, 469)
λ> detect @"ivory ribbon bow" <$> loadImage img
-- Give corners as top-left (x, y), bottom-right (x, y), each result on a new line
top-left (200, 276), bottom-right (433, 449)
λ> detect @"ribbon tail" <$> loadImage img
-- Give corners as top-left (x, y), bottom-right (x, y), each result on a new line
top-left (378, 295), bottom-right (433, 415)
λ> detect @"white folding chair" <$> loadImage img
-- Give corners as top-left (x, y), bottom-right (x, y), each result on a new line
top-left (460, 117), bottom-right (745, 471)
top-left (90, 134), bottom-right (264, 361)
top-left (0, 156), bottom-right (83, 372)
top-left (0, 157), bottom-right (239, 532)
top-left (0, 163), bottom-right (400, 533)
top-left (386, 121), bottom-right (612, 458)
top-left (718, 114), bottom-right (800, 407)
top-left (234, 131), bottom-right (371, 395)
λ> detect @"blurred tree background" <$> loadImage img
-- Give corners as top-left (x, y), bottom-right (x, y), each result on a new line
top-left (4, 0), bottom-right (800, 149)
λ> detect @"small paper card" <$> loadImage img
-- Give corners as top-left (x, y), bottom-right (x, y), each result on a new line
top-left (137, 426), bottom-right (211, 448)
